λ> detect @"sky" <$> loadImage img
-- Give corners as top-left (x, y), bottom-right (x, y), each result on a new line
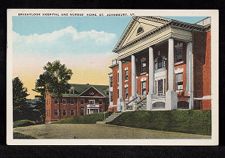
top-left (12, 16), bottom-right (206, 99)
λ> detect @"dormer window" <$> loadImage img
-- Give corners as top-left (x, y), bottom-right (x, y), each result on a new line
top-left (137, 27), bottom-right (144, 35)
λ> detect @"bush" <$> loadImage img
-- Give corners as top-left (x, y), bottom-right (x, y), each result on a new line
top-left (108, 110), bottom-right (211, 135)
top-left (13, 119), bottom-right (36, 128)
top-left (13, 132), bottom-right (36, 139)
top-left (54, 112), bottom-right (112, 124)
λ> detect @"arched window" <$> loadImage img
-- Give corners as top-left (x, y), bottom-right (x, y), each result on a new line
top-left (137, 27), bottom-right (144, 35)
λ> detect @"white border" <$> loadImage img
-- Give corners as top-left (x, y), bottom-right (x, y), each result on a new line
top-left (7, 9), bottom-right (219, 145)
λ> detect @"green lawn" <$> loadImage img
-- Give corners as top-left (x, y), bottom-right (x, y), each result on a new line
top-left (108, 110), bottom-right (211, 135)
top-left (54, 112), bottom-right (112, 124)
top-left (13, 124), bottom-right (210, 139)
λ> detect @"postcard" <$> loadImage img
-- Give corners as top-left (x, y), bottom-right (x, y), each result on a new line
top-left (7, 9), bottom-right (218, 145)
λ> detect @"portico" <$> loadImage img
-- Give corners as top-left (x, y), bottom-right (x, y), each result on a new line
top-left (109, 16), bottom-right (208, 112)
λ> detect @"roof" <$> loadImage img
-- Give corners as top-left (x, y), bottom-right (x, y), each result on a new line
top-left (113, 16), bottom-right (208, 53)
top-left (62, 83), bottom-right (109, 97)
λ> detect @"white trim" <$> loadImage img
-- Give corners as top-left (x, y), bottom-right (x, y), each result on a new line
top-left (79, 86), bottom-right (106, 97)
top-left (124, 67), bottom-right (128, 70)
top-left (141, 77), bottom-right (147, 81)
top-left (175, 67), bottom-right (184, 74)
top-left (194, 95), bottom-right (211, 100)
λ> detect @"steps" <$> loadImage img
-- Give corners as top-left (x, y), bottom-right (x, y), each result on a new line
top-left (96, 112), bottom-right (122, 124)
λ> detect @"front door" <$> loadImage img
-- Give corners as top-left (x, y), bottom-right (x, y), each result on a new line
top-left (158, 79), bottom-right (164, 96)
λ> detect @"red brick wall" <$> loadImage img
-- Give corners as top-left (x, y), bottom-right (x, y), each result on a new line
top-left (45, 93), bottom-right (108, 123)
top-left (112, 65), bottom-right (118, 107)
top-left (193, 31), bottom-right (211, 110)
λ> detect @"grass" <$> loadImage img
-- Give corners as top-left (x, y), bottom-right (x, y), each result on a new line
top-left (13, 119), bottom-right (36, 128)
top-left (13, 132), bottom-right (36, 139)
top-left (108, 110), bottom-right (211, 135)
top-left (13, 124), bottom-right (210, 139)
top-left (54, 112), bottom-right (112, 124)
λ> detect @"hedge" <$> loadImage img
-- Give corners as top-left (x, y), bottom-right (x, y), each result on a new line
top-left (54, 112), bottom-right (112, 124)
top-left (13, 119), bottom-right (36, 128)
top-left (108, 110), bottom-right (211, 135)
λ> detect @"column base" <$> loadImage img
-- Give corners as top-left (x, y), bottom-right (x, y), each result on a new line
top-left (165, 90), bottom-right (178, 110)
top-left (117, 98), bottom-right (125, 112)
top-left (146, 94), bottom-right (152, 110)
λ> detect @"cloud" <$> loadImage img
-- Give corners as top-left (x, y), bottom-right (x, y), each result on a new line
top-left (12, 26), bottom-right (117, 98)
top-left (13, 26), bottom-right (117, 55)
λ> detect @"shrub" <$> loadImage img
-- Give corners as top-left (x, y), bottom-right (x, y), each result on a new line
top-left (13, 132), bottom-right (36, 139)
top-left (13, 119), bottom-right (36, 128)
top-left (108, 110), bottom-right (211, 135)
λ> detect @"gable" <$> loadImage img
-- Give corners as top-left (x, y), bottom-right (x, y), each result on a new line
top-left (115, 17), bottom-right (169, 52)
top-left (79, 87), bottom-right (104, 97)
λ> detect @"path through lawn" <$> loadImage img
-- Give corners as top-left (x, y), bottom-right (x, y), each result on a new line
top-left (14, 124), bottom-right (211, 139)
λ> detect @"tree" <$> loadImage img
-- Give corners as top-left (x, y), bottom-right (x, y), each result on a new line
top-left (33, 72), bottom-right (52, 122)
top-left (13, 77), bottom-right (29, 121)
top-left (42, 60), bottom-right (73, 120)
top-left (13, 77), bottom-right (29, 111)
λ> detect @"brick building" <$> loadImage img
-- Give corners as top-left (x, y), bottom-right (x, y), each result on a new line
top-left (45, 84), bottom-right (109, 123)
top-left (108, 16), bottom-right (211, 112)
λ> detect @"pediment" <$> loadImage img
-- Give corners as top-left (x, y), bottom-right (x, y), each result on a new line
top-left (114, 17), bottom-right (169, 52)
top-left (79, 87), bottom-right (104, 97)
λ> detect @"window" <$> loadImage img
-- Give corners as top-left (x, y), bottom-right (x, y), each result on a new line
top-left (110, 92), bottom-right (113, 102)
top-left (54, 109), bottom-right (58, 116)
top-left (63, 110), bottom-right (66, 116)
top-left (109, 76), bottom-right (113, 87)
top-left (154, 52), bottom-right (166, 70)
top-left (117, 72), bottom-right (119, 83)
top-left (54, 99), bottom-right (58, 104)
top-left (158, 79), bottom-right (163, 95)
top-left (125, 87), bottom-right (129, 99)
top-left (141, 81), bottom-right (146, 96)
top-left (80, 99), bottom-right (84, 105)
top-left (125, 70), bottom-right (128, 80)
top-left (70, 98), bottom-right (74, 104)
top-left (117, 89), bottom-right (119, 98)
top-left (176, 73), bottom-right (183, 90)
top-left (137, 27), bottom-right (144, 35)
top-left (71, 110), bottom-right (74, 116)
top-left (175, 42), bottom-right (184, 63)
top-left (89, 100), bottom-right (95, 105)
top-left (99, 100), bottom-right (103, 104)
top-left (62, 99), bottom-right (66, 104)
top-left (141, 58), bottom-right (147, 73)
top-left (67, 98), bottom-right (70, 104)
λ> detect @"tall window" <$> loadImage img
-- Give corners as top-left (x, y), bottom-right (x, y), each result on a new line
top-left (158, 79), bottom-right (163, 96)
top-left (70, 98), bottom-right (74, 104)
top-left (117, 89), bottom-right (119, 98)
top-left (125, 70), bottom-right (129, 80)
top-left (54, 109), bottom-right (58, 116)
top-left (175, 42), bottom-right (184, 63)
top-left (154, 51), bottom-right (166, 70)
top-left (125, 87), bottom-right (129, 99)
top-left (109, 76), bottom-right (113, 87)
top-left (141, 81), bottom-right (146, 96)
top-left (141, 58), bottom-right (147, 73)
top-left (54, 99), bottom-right (58, 104)
top-left (71, 110), bottom-right (74, 116)
top-left (176, 73), bottom-right (183, 90)
top-left (117, 72), bottom-right (119, 83)
top-left (110, 92), bottom-right (113, 102)
top-left (63, 110), bottom-right (66, 116)
top-left (62, 99), bottom-right (66, 104)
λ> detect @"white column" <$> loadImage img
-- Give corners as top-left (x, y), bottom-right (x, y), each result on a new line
top-left (147, 47), bottom-right (154, 110)
top-left (186, 42), bottom-right (193, 109)
top-left (166, 38), bottom-right (178, 110)
top-left (131, 55), bottom-right (137, 100)
top-left (117, 60), bottom-right (124, 112)
top-left (168, 38), bottom-right (174, 91)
